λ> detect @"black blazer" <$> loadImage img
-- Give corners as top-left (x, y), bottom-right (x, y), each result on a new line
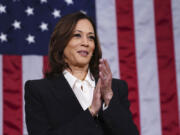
top-left (25, 74), bottom-right (139, 135)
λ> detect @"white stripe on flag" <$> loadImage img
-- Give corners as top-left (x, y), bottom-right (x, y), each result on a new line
top-left (133, 0), bottom-right (162, 135)
top-left (95, 0), bottom-right (120, 79)
top-left (22, 56), bottom-right (43, 135)
top-left (0, 55), bottom-right (2, 135)
top-left (172, 0), bottom-right (180, 122)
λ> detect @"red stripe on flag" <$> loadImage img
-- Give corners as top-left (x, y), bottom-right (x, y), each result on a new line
top-left (115, 0), bottom-right (140, 131)
top-left (154, 0), bottom-right (179, 134)
top-left (3, 55), bottom-right (22, 135)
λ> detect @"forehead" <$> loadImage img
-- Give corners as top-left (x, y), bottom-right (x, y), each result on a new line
top-left (74, 19), bottom-right (94, 33)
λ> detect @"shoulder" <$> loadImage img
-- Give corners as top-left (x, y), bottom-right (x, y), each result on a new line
top-left (112, 78), bottom-right (127, 86)
top-left (112, 78), bottom-right (128, 98)
top-left (25, 78), bottom-right (49, 91)
top-left (25, 78), bottom-right (45, 93)
top-left (25, 78), bottom-right (49, 87)
top-left (112, 78), bottom-right (128, 90)
top-left (24, 75), bottom-right (66, 96)
top-left (24, 78), bottom-right (54, 96)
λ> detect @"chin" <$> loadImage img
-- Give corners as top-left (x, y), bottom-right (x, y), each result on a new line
top-left (76, 60), bottom-right (90, 67)
top-left (77, 62), bottom-right (89, 67)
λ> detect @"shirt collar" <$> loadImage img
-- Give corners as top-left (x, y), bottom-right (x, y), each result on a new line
top-left (63, 69), bottom-right (95, 89)
top-left (84, 69), bottom-right (95, 88)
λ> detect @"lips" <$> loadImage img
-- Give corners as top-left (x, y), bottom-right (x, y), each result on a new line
top-left (77, 50), bottom-right (89, 57)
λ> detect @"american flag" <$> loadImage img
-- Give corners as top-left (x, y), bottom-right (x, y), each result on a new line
top-left (0, 0), bottom-right (180, 135)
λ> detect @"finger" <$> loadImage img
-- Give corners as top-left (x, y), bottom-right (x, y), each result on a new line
top-left (99, 58), bottom-right (103, 64)
top-left (97, 78), bottom-right (101, 88)
top-left (99, 63), bottom-right (108, 76)
top-left (104, 59), bottom-right (112, 74)
top-left (99, 62), bottom-right (109, 79)
top-left (103, 59), bottom-right (112, 81)
top-left (99, 71), bottom-right (108, 84)
top-left (99, 58), bottom-right (108, 71)
top-left (99, 72), bottom-right (106, 84)
top-left (96, 78), bottom-right (101, 93)
top-left (99, 67), bottom-right (107, 81)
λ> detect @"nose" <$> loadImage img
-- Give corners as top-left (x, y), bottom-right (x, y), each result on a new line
top-left (81, 36), bottom-right (89, 47)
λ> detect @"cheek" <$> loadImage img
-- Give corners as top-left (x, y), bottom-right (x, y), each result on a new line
top-left (64, 41), bottom-right (76, 56)
top-left (63, 45), bottom-right (78, 62)
top-left (90, 43), bottom-right (95, 53)
top-left (63, 46), bottom-right (72, 59)
top-left (63, 48), bottom-right (68, 58)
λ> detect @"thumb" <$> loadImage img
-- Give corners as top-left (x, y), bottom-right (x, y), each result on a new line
top-left (96, 78), bottom-right (101, 93)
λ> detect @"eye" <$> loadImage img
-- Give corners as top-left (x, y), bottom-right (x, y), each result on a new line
top-left (88, 36), bottom-right (95, 41)
top-left (73, 33), bottom-right (81, 37)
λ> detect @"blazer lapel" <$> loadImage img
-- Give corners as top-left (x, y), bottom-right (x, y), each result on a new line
top-left (50, 74), bottom-right (83, 113)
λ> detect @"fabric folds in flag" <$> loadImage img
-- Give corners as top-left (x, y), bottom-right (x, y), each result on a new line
top-left (0, 0), bottom-right (180, 135)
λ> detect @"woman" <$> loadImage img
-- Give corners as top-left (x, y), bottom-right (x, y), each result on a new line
top-left (25, 12), bottom-right (139, 135)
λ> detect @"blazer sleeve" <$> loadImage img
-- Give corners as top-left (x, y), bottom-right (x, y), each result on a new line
top-left (99, 80), bottom-right (139, 135)
top-left (25, 80), bottom-right (104, 135)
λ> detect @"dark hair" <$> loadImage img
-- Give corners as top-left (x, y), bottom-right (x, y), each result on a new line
top-left (45, 12), bottom-right (102, 79)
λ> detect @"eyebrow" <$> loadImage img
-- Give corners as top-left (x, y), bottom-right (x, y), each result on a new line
top-left (74, 30), bottom-right (95, 35)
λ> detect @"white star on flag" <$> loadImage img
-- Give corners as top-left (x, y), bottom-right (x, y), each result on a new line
top-left (40, 0), bottom-right (47, 4)
top-left (52, 9), bottom-right (61, 18)
top-left (26, 34), bottom-right (35, 44)
top-left (0, 33), bottom-right (7, 43)
top-left (12, 20), bottom-right (21, 30)
top-left (0, 4), bottom-right (6, 14)
top-left (39, 22), bottom-right (48, 32)
top-left (64, 0), bottom-right (73, 5)
top-left (25, 7), bottom-right (34, 16)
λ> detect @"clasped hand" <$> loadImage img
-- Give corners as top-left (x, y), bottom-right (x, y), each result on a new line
top-left (89, 59), bottom-right (113, 116)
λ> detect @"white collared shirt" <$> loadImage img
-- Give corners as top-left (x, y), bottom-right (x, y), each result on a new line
top-left (63, 70), bottom-right (95, 110)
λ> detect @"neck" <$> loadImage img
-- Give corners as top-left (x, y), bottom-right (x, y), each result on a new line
top-left (66, 64), bottom-right (89, 81)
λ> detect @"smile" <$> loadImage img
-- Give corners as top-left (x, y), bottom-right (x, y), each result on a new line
top-left (77, 50), bottom-right (89, 57)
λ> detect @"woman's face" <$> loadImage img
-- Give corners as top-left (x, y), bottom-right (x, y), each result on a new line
top-left (64, 19), bottom-right (95, 68)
